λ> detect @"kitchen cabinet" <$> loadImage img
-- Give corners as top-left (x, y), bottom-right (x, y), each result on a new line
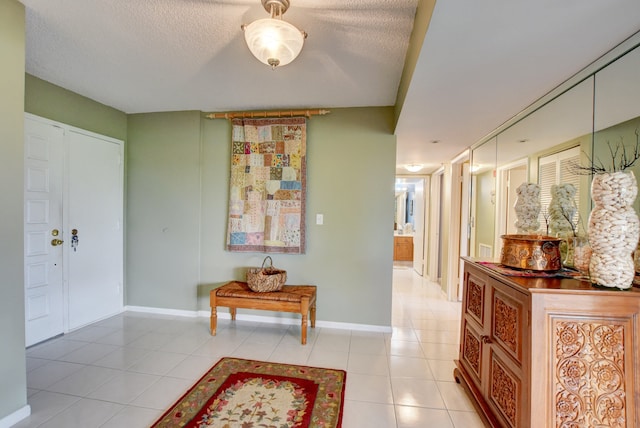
top-left (455, 259), bottom-right (640, 427)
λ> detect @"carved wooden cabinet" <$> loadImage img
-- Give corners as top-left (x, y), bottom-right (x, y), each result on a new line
top-left (455, 259), bottom-right (640, 428)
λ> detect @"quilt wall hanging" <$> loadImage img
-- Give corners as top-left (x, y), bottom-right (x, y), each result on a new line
top-left (226, 117), bottom-right (306, 254)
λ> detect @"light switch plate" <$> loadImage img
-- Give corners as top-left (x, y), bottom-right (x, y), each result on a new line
top-left (316, 214), bottom-right (324, 225)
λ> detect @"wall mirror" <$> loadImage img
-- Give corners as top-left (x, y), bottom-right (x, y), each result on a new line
top-left (495, 77), bottom-right (594, 245)
top-left (593, 44), bottom-right (640, 213)
top-left (470, 38), bottom-right (640, 258)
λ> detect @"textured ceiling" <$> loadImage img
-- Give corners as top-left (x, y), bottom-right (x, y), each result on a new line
top-left (20, 0), bottom-right (640, 174)
top-left (22, 0), bottom-right (417, 113)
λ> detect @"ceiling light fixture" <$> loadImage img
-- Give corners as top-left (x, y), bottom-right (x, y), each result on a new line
top-left (404, 164), bottom-right (424, 173)
top-left (242, 0), bottom-right (307, 69)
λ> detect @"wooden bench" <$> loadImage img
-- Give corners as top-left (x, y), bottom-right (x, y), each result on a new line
top-left (210, 281), bottom-right (317, 345)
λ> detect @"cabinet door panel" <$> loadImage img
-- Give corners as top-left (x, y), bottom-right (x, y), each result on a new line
top-left (465, 270), bottom-right (487, 327)
top-left (461, 319), bottom-right (484, 384)
top-left (491, 282), bottom-right (527, 365)
top-left (552, 317), bottom-right (632, 428)
top-left (488, 349), bottom-right (521, 428)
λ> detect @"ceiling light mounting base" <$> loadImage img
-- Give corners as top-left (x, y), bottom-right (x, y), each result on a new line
top-left (262, 0), bottom-right (290, 16)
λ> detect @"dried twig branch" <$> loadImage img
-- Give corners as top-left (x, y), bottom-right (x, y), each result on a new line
top-left (571, 128), bottom-right (640, 175)
top-left (541, 208), bottom-right (550, 235)
top-left (560, 206), bottom-right (577, 237)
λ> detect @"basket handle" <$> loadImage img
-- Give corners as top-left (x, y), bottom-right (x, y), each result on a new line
top-left (261, 256), bottom-right (273, 270)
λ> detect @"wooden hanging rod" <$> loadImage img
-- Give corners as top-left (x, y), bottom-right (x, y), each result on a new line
top-left (205, 109), bottom-right (330, 120)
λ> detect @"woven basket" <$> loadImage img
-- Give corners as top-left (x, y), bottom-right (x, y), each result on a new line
top-left (246, 256), bottom-right (287, 292)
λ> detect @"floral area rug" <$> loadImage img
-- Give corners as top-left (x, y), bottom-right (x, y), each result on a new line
top-left (151, 357), bottom-right (346, 428)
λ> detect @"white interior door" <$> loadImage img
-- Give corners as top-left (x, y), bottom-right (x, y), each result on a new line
top-left (66, 130), bottom-right (123, 330)
top-left (24, 117), bottom-right (65, 346)
top-left (412, 178), bottom-right (425, 275)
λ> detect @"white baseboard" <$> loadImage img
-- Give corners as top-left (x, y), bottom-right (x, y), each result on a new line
top-left (125, 305), bottom-right (199, 318)
top-left (0, 405), bottom-right (30, 428)
top-left (125, 306), bottom-right (392, 333)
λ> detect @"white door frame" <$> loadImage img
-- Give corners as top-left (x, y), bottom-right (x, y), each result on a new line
top-left (428, 168), bottom-right (443, 283)
top-left (446, 150), bottom-right (469, 301)
top-left (395, 175), bottom-right (429, 276)
top-left (458, 162), bottom-right (471, 301)
top-left (413, 176), bottom-right (429, 276)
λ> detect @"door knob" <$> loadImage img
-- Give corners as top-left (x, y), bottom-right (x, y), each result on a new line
top-left (51, 239), bottom-right (64, 246)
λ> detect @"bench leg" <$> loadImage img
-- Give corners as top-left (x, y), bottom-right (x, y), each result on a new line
top-left (300, 297), bottom-right (310, 345)
top-left (310, 301), bottom-right (316, 329)
top-left (301, 314), bottom-right (308, 345)
top-left (210, 305), bottom-right (217, 336)
top-left (230, 307), bottom-right (236, 320)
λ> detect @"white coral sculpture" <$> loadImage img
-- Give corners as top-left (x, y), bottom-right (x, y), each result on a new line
top-left (514, 182), bottom-right (541, 233)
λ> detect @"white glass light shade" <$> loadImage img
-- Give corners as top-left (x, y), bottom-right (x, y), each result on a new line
top-left (404, 164), bottom-right (424, 173)
top-left (243, 18), bottom-right (305, 68)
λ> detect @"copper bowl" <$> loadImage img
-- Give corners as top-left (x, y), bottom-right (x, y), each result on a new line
top-left (500, 234), bottom-right (562, 271)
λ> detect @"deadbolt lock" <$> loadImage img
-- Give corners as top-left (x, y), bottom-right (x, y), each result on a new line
top-left (51, 229), bottom-right (59, 236)
top-left (51, 239), bottom-right (64, 246)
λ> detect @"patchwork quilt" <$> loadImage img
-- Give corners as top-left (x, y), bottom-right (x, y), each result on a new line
top-left (226, 117), bottom-right (306, 254)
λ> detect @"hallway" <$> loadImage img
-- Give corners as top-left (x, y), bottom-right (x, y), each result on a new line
top-left (17, 267), bottom-right (483, 427)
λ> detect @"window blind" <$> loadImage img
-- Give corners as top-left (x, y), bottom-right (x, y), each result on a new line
top-left (538, 147), bottom-right (581, 233)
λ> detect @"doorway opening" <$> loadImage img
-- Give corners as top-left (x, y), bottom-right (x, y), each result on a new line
top-left (394, 176), bottom-right (428, 276)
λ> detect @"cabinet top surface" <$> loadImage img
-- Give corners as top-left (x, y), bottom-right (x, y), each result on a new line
top-left (463, 257), bottom-right (640, 295)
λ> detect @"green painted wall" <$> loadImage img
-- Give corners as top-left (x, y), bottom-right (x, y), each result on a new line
top-left (25, 74), bottom-right (127, 141)
top-left (22, 77), bottom-right (397, 328)
top-left (127, 108), bottom-right (396, 327)
top-left (0, 0), bottom-right (28, 420)
top-left (126, 111), bottom-right (203, 309)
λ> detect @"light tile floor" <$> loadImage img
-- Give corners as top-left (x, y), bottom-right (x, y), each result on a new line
top-left (16, 265), bottom-right (484, 427)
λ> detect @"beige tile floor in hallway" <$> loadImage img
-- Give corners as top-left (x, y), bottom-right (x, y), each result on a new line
top-left (16, 264), bottom-right (484, 428)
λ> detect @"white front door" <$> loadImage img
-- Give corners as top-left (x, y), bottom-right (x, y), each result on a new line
top-left (24, 115), bottom-right (124, 344)
top-left (66, 130), bottom-right (123, 329)
top-left (24, 117), bottom-right (65, 346)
